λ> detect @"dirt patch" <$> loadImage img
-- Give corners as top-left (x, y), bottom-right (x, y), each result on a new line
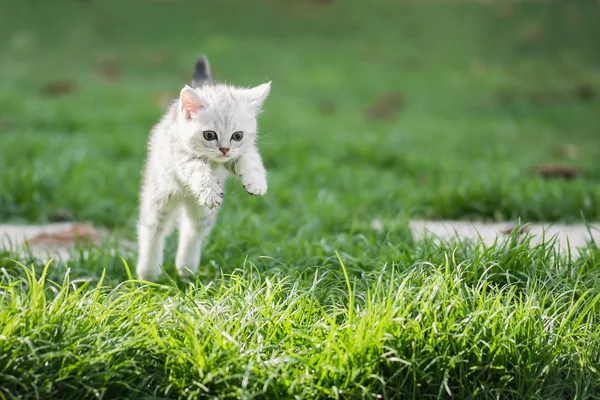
top-left (0, 223), bottom-right (109, 261)
top-left (29, 223), bottom-right (100, 246)
top-left (40, 80), bottom-right (77, 97)
top-left (364, 93), bottom-right (404, 121)
top-left (529, 164), bottom-right (582, 180)
top-left (96, 60), bottom-right (121, 81)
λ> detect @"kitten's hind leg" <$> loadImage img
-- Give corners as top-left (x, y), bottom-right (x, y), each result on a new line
top-left (175, 198), bottom-right (218, 278)
top-left (136, 195), bottom-right (179, 281)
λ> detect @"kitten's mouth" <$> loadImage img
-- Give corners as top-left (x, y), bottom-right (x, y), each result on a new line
top-left (214, 154), bottom-right (231, 162)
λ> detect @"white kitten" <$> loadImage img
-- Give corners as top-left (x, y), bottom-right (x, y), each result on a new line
top-left (136, 56), bottom-right (271, 281)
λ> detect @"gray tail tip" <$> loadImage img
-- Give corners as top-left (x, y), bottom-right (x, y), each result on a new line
top-left (193, 55), bottom-right (211, 81)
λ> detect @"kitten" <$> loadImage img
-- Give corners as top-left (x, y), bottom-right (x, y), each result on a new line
top-left (136, 55), bottom-right (271, 281)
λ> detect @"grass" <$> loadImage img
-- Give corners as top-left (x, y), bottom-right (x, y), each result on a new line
top-left (0, 0), bottom-right (600, 398)
top-left (2, 240), bottom-right (600, 399)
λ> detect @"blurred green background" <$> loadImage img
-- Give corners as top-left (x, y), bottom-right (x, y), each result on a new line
top-left (0, 0), bottom-right (599, 233)
top-left (1, 2), bottom-right (600, 397)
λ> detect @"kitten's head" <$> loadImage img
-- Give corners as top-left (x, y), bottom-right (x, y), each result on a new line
top-left (176, 82), bottom-right (271, 163)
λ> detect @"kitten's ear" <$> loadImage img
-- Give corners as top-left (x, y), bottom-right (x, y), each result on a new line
top-left (239, 82), bottom-right (271, 113)
top-left (180, 85), bottom-right (203, 120)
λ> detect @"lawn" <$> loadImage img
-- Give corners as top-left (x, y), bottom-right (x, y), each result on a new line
top-left (1, 0), bottom-right (600, 398)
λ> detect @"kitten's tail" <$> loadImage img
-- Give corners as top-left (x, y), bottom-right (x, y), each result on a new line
top-left (192, 55), bottom-right (212, 87)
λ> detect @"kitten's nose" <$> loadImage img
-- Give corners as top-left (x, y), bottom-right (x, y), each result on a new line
top-left (219, 147), bottom-right (230, 155)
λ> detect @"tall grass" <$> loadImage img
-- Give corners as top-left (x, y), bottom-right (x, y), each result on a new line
top-left (1, 237), bottom-right (599, 399)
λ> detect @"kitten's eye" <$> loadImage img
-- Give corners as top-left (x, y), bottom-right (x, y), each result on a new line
top-left (231, 131), bottom-right (244, 141)
top-left (203, 131), bottom-right (217, 141)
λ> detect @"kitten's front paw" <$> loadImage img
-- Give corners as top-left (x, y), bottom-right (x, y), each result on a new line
top-left (198, 181), bottom-right (224, 208)
top-left (241, 170), bottom-right (268, 196)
